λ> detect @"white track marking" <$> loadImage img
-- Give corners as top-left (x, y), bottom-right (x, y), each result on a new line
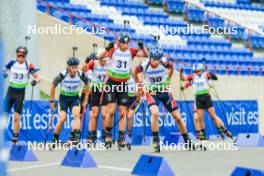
top-left (98, 165), bottom-right (131, 172)
top-left (8, 162), bottom-right (60, 172)
top-left (8, 162), bottom-right (131, 173)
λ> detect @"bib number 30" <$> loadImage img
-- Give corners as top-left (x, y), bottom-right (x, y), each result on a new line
top-left (150, 76), bottom-right (162, 83)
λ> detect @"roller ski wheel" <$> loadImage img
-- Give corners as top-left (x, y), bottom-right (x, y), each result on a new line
top-left (196, 143), bottom-right (207, 151)
top-left (117, 140), bottom-right (131, 151)
top-left (220, 133), bottom-right (225, 140)
top-left (86, 138), bottom-right (96, 148)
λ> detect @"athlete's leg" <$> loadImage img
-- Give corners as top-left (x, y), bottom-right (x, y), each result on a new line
top-left (52, 95), bottom-right (69, 142)
top-left (146, 93), bottom-right (160, 151)
top-left (105, 102), bottom-right (116, 133)
top-left (52, 110), bottom-right (67, 143)
top-left (101, 105), bottom-right (108, 139)
top-left (87, 106), bottom-right (99, 143)
top-left (171, 110), bottom-right (187, 134)
top-left (127, 109), bottom-right (135, 136)
top-left (193, 112), bottom-right (201, 139)
top-left (72, 106), bottom-right (81, 130)
top-left (12, 90), bottom-right (25, 143)
top-left (207, 107), bottom-right (233, 139)
top-left (197, 109), bottom-right (207, 140)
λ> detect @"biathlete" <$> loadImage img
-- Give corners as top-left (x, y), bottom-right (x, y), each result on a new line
top-left (97, 31), bottom-right (148, 149)
top-left (126, 76), bottom-right (141, 140)
top-left (50, 57), bottom-right (90, 147)
top-left (180, 63), bottom-right (233, 140)
top-left (3, 46), bottom-right (41, 144)
top-left (133, 44), bottom-right (197, 152)
top-left (80, 53), bottom-right (96, 116)
top-left (85, 51), bottom-right (108, 145)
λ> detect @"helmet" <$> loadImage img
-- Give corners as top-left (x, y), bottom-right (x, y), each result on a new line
top-left (193, 63), bottom-right (204, 72)
top-left (67, 57), bottom-right (79, 66)
top-left (149, 44), bottom-right (163, 60)
top-left (89, 53), bottom-right (97, 60)
top-left (118, 32), bottom-right (131, 43)
top-left (16, 46), bottom-right (28, 55)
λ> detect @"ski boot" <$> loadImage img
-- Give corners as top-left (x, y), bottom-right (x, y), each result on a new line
top-left (69, 130), bottom-right (81, 146)
top-left (117, 131), bottom-right (131, 151)
top-left (12, 134), bottom-right (18, 145)
top-left (86, 131), bottom-right (97, 148)
top-left (104, 134), bottom-right (113, 149)
top-left (152, 136), bottom-right (160, 153)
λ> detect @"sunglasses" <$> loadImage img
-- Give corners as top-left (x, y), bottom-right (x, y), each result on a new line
top-left (17, 54), bottom-right (26, 58)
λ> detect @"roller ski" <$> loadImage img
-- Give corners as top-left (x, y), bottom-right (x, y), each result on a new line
top-left (117, 132), bottom-right (131, 151)
top-left (86, 137), bottom-right (96, 148)
top-left (223, 128), bottom-right (234, 140)
top-left (117, 140), bottom-right (131, 151)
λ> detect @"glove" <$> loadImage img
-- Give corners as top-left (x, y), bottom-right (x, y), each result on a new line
top-left (50, 100), bottom-right (56, 111)
top-left (3, 73), bottom-right (8, 78)
top-left (105, 42), bottom-right (114, 51)
top-left (180, 86), bottom-right (185, 91)
top-left (31, 80), bottom-right (37, 86)
top-left (138, 40), bottom-right (144, 49)
top-left (209, 73), bottom-right (218, 80)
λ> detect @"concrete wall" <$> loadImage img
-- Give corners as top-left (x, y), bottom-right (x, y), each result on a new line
top-left (0, 0), bottom-right (38, 99)
top-left (37, 12), bottom-right (264, 134)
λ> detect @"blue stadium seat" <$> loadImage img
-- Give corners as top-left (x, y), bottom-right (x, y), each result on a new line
top-left (188, 8), bottom-right (205, 22)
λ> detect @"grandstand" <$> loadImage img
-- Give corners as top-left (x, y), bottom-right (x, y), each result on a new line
top-left (36, 0), bottom-right (264, 76)
top-left (1, 0), bottom-right (264, 175)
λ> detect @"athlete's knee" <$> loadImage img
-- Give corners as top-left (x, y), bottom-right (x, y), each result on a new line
top-left (151, 109), bottom-right (159, 120)
top-left (118, 108), bottom-right (127, 118)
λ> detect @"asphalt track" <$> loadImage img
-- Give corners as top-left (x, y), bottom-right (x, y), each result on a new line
top-left (7, 140), bottom-right (264, 176)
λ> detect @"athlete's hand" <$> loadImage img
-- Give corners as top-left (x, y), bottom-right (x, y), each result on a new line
top-left (50, 100), bottom-right (56, 111)
top-left (180, 86), bottom-right (185, 91)
top-left (105, 42), bottom-right (114, 51)
top-left (31, 80), bottom-right (37, 86)
top-left (3, 73), bottom-right (8, 78)
top-left (138, 40), bottom-right (144, 49)
top-left (136, 83), bottom-right (144, 96)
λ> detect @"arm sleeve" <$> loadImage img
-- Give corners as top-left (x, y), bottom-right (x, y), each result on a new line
top-left (5, 60), bottom-right (15, 70)
top-left (87, 60), bottom-right (95, 70)
top-left (29, 63), bottom-right (38, 74)
top-left (184, 81), bottom-right (192, 88)
top-left (207, 72), bottom-right (218, 80)
top-left (52, 73), bottom-right (63, 87)
top-left (187, 74), bottom-right (194, 81)
top-left (107, 47), bottom-right (115, 58)
top-left (80, 72), bottom-right (89, 85)
top-left (130, 48), bottom-right (138, 59)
